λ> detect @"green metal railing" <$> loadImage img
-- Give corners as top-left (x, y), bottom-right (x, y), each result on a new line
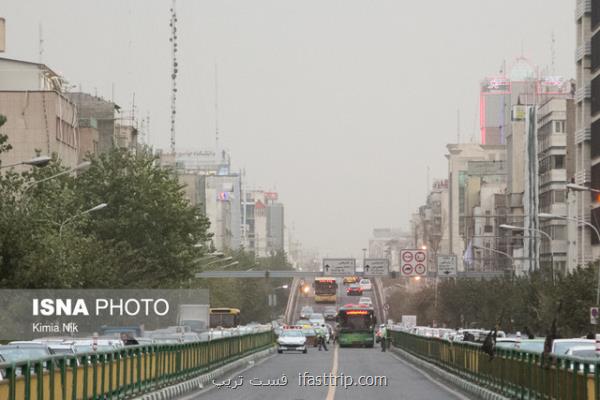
top-left (0, 330), bottom-right (274, 400)
top-left (390, 330), bottom-right (600, 400)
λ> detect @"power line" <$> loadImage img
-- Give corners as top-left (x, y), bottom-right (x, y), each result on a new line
top-left (169, 0), bottom-right (178, 153)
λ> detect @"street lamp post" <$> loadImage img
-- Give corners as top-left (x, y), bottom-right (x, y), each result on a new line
top-left (500, 224), bottom-right (555, 285)
top-left (59, 203), bottom-right (108, 238)
top-left (539, 213), bottom-right (600, 305)
top-left (0, 155), bottom-right (52, 169)
top-left (22, 161), bottom-right (91, 192)
top-left (472, 244), bottom-right (516, 276)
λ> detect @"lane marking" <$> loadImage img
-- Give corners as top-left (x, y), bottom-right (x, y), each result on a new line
top-left (325, 344), bottom-right (339, 400)
top-left (388, 351), bottom-right (470, 400)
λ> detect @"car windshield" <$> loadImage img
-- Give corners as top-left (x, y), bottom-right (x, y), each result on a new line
top-left (0, 346), bottom-right (49, 362)
top-left (571, 349), bottom-right (599, 358)
top-left (50, 347), bottom-right (74, 355)
top-left (554, 341), bottom-right (595, 355)
top-left (282, 330), bottom-right (303, 337)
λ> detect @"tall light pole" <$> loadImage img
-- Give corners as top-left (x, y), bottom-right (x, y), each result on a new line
top-left (59, 203), bottom-right (107, 238)
top-left (500, 224), bottom-right (555, 285)
top-left (539, 213), bottom-right (600, 305)
top-left (23, 161), bottom-right (91, 192)
top-left (472, 244), bottom-right (515, 277)
top-left (0, 155), bottom-right (51, 169)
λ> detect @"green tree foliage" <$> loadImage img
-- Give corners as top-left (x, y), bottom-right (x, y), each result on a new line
top-left (386, 266), bottom-right (600, 337)
top-left (0, 143), bottom-right (211, 289)
top-left (194, 249), bottom-right (293, 323)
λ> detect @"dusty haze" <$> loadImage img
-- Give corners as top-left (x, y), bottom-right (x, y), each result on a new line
top-left (2, 0), bottom-right (574, 257)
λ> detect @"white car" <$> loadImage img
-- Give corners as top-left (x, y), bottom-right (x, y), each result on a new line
top-left (359, 279), bottom-right (372, 291)
top-left (358, 297), bottom-right (372, 306)
top-left (552, 339), bottom-right (595, 355)
top-left (277, 330), bottom-right (307, 354)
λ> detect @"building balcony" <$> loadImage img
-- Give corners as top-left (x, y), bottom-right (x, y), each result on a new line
top-left (576, 0), bottom-right (592, 20)
top-left (540, 169), bottom-right (567, 186)
top-left (549, 202), bottom-right (567, 217)
top-left (576, 42), bottom-right (592, 61)
top-left (575, 127), bottom-right (592, 144)
top-left (575, 169), bottom-right (592, 184)
top-left (540, 240), bottom-right (568, 255)
top-left (576, 85), bottom-right (592, 102)
top-left (540, 134), bottom-right (567, 150)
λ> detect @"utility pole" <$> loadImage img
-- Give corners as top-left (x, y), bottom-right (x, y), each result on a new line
top-left (169, 0), bottom-right (178, 153)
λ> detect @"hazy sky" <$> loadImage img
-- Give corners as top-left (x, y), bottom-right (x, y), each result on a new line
top-left (2, 1), bottom-right (574, 258)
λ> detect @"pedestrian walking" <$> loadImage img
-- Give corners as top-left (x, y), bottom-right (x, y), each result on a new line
top-left (380, 325), bottom-right (388, 352)
top-left (317, 327), bottom-right (328, 351)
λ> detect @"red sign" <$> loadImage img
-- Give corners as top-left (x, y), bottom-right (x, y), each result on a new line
top-left (415, 264), bottom-right (426, 275)
top-left (402, 252), bottom-right (414, 263)
top-left (401, 249), bottom-right (428, 277)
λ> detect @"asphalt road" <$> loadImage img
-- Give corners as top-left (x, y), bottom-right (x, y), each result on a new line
top-left (188, 278), bottom-right (469, 400)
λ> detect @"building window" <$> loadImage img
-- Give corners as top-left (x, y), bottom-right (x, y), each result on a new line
top-left (593, 120), bottom-right (600, 159)
top-left (593, 76), bottom-right (600, 115)
top-left (593, 32), bottom-right (600, 72)
top-left (592, 207), bottom-right (600, 245)
top-left (554, 155), bottom-right (565, 169)
top-left (594, 3), bottom-right (600, 31)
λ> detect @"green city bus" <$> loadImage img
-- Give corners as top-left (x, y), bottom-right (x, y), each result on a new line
top-left (337, 304), bottom-right (376, 347)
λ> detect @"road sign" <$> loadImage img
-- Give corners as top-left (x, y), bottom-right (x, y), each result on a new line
top-left (437, 255), bottom-right (457, 277)
top-left (591, 307), bottom-right (599, 325)
top-left (322, 258), bottom-right (356, 276)
top-left (400, 249), bottom-right (428, 277)
top-left (363, 258), bottom-right (389, 276)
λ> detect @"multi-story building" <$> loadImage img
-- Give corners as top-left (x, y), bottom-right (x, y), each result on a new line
top-left (574, 0), bottom-right (594, 264)
top-left (445, 143), bottom-right (506, 271)
top-left (66, 92), bottom-right (119, 155)
top-left (242, 190), bottom-right (285, 257)
top-left (537, 97), bottom-right (575, 274)
top-left (0, 57), bottom-right (79, 169)
top-left (164, 151), bottom-right (242, 251)
top-left (464, 160), bottom-right (508, 273)
top-left (369, 228), bottom-right (412, 272)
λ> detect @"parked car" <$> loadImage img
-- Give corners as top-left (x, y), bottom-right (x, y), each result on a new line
top-left (552, 339), bottom-right (595, 355)
top-left (565, 346), bottom-right (598, 373)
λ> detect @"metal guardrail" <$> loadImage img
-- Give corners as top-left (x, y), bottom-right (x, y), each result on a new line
top-left (0, 331), bottom-right (274, 400)
top-left (284, 277), bottom-right (300, 324)
top-left (390, 330), bottom-right (600, 400)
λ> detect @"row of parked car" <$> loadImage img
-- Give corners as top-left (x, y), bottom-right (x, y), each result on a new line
top-left (0, 324), bottom-right (272, 380)
top-left (395, 325), bottom-right (600, 358)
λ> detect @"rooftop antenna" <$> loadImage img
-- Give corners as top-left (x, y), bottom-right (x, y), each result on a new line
top-left (551, 31), bottom-right (556, 75)
top-left (215, 62), bottom-right (220, 153)
top-left (169, 0), bottom-right (178, 153)
top-left (426, 165), bottom-right (430, 195)
top-left (38, 22), bottom-right (44, 64)
top-left (457, 109), bottom-right (461, 143)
